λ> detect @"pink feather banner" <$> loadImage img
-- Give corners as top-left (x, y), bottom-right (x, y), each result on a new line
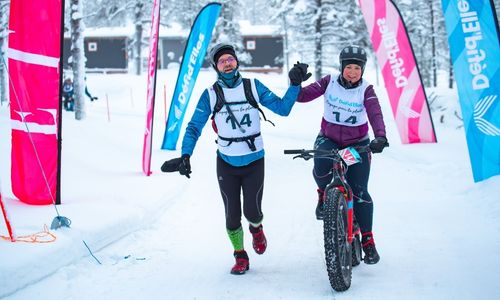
top-left (142, 0), bottom-right (161, 176)
top-left (357, 0), bottom-right (437, 143)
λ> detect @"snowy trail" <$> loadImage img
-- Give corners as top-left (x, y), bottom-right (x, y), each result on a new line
top-left (7, 127), bottom-right (500, 299)
top-left (5, 137), bottom-right (335, 300)
top-left (2, 70), bottom-right (500, 299)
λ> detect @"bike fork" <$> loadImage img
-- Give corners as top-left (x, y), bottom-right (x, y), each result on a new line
top-left (338, 186), bottom-right (354, 244)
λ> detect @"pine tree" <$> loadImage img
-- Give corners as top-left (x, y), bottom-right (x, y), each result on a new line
top-left (82, 0), bottom-right (154, 75)
top-left (212, 0), bottom-right (248, 63)
top-left (275, 0), bottom-right (370, 80)
top-left (393, 0), bottom-right (449, 88)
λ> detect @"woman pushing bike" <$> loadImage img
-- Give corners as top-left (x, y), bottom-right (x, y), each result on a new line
top-left (295, 45), bottom-right (389, 265)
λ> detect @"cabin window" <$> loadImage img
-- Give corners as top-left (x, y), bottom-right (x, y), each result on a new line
top-left (246, 40), bottom-right (256, 50)
top-left (88, 42), bottom-right (97, 52)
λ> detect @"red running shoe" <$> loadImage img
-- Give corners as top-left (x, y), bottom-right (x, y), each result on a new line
top-left (250, 225), bottom-right (267, 255)
top-left (362, 232), bottom-right (380, 265)
top-left (231, 251), bottom-right (250, 275)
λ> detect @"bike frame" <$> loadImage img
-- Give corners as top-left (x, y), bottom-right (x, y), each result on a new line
top-left (285, 145), bottom-right (373, 291)
top-left (284, 146), bottom-right (368, 244)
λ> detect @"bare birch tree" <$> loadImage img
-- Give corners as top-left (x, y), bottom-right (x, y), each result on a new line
top-left (69, 0), bottom-right (86, 120)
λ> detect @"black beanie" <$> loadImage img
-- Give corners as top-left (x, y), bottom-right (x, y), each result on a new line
top-left (214, 48), bottom-right (238, 66)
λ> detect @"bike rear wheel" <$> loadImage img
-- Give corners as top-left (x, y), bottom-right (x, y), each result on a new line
top-left (323, 187), bottom-right (352, 291)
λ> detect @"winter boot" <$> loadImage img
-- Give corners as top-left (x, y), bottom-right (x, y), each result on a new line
top-left (230, 250), bottom-right (250, 275)
top-left (315, 189), bottom-right (325, 220)
top-left (249, 224), bottom-right (267, 255)
top-left (362, 232), bottom-right (380, 264)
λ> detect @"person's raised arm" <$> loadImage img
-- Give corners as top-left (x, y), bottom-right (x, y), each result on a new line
top-left (297, 74), bottom-right (331, 103)
top-left (255, 79), bottom-right (299, 116)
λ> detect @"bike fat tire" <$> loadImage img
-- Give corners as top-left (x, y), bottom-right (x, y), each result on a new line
top-left (323, 187), bottom-right (352, 291)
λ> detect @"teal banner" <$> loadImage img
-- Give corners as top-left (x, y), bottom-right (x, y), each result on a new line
top-left (161, 3), bottom-right (221, 150)
top-left (442, 0), bottom-right (500, 182)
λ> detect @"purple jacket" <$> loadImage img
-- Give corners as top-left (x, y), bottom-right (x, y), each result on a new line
top-left (297, 74), bottom-right (386, 148)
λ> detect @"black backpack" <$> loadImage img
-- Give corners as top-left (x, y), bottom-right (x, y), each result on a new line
top-left (211, 78), bottom-right (273, 126)
top-left (210, 78), bottom-right (274, 151)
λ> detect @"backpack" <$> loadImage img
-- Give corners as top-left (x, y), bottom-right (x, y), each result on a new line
top-left (210, 78), bottom-right (274, 152)
top-left (211, 78), bottom-right (274, 126)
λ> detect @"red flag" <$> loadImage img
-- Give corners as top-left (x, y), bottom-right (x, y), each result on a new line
top-left (8, 0), bottom-right (63, 204)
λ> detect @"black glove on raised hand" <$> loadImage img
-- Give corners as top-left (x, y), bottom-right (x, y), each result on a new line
top-left (289, 61), bottom-right (312, 86)
top-left (178, 154), bottom-right (191, 178)
top-left (369, 137), bottom-right (389, 153)
top-left (288, 66), bottom-right (304, 86)
top-left (294, 61), bottom-right (312, 82)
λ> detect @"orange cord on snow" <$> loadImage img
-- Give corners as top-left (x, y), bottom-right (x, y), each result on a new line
top-left (1, 224), bottom-right (56, 243)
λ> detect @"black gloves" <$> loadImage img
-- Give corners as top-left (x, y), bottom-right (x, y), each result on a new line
top-left (91, 97), bottom-right (98, 101)
top-left (161, 154), bottom-right (192, 178)
top-left (288, 61), bottom-right (312, 86)
top-left (178, 154), bottom-right (191, 178)
top-left (161, 157), bottom-right (182, 172)
top-left (369, 137), bottom-right (389, 153)
top-left (295, 62), bottom-right (312, 81)
top-left (288, 67), bottom-right (303, 86)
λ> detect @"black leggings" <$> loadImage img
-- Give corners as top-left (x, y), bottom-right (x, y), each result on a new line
top-left (216, 156), bottom-right (265, 231)
top-left (313, 135), bottom-right (374, 233)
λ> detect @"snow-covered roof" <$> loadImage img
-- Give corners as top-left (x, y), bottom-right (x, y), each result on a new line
top-left (83, 26), bottom-right (134, 37)
top-left (67, 20), bottom-right (281, 39)
top-left (239, 20), bottom-right (281, 37)
top-left (158, 23), bottom-right (189, 38)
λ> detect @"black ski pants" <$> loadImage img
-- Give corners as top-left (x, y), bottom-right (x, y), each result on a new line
top-left (216, 156), bottom-right (264, 231)
top-left (313, 135), bottom-right (374, 233)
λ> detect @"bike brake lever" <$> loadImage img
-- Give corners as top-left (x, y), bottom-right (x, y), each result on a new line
top-left (291, 152), bottom-right (313, 160)
top-left (302, 153), bottom-right (313, 160)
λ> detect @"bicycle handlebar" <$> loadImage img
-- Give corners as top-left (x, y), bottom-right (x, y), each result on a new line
top-left (284, 145), bottom-right (371, 155)
top-left (283, 149), bottom-right (311, 155)
top-left (283, 145), bottom-right (374, 162)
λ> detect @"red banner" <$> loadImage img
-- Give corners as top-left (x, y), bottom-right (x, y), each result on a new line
top-left (8, 0), bottom-right (62, 204)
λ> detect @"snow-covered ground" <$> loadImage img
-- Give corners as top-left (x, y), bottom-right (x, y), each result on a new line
top-left (1, 67), bottom-right (499, 299)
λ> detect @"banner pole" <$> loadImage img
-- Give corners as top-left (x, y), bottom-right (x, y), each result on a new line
top-left (164, 84), bottom-right (167, 123)
top-left (106, 93), bottom-right (111, 122)
top-left (0, 192), bottom-right (15, 242)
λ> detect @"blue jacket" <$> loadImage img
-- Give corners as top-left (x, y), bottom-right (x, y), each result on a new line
top-left (181, 79), bottom-right (300, 167)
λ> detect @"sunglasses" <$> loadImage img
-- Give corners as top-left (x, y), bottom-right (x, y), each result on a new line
top-left (217, 57), bottom-right (236, 66)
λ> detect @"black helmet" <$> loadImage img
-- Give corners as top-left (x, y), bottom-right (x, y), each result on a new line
top-left (339, 45), bottom-right (367, 71)
top-left (208, 43), bottom-right (238, 69)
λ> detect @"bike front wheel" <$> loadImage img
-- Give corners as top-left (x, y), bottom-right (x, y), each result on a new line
top-left (323, 187), bottom-right (352, 291)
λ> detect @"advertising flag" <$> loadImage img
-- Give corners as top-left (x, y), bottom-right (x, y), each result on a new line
top-left (8, 0), bottom-right (63, 205)
top-left (442, 0), bottom-right (500, 182)
top-left (142, 0), bottom-right (161, 176)
top-left (357, 0), bottom-right (437, 144)
top-left (161, 3), bottom-right (221, 150)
